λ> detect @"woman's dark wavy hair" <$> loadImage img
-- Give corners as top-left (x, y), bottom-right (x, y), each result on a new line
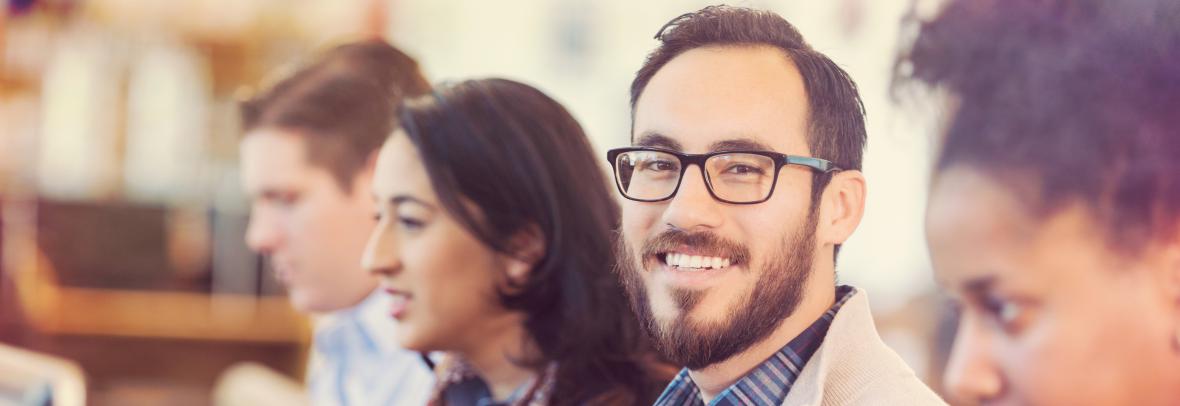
top-left (397, 78), bottom-right (666, 404)
top-left (896, 0), bottom-right (1180, 253)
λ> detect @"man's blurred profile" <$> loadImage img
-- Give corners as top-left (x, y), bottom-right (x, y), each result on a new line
top-left (239, 39), bottom-right (435, 405)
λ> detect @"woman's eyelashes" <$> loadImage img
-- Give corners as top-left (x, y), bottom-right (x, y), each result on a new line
top-left (397, 216), bottom-right (425, 230)
top-left (373, 205), bottom-right (427, 231)
top-left (981, 294), bottom-right (1033, 334)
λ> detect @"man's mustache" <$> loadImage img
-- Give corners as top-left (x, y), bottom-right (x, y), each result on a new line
top-left (639, 229), bottom-right (751, 267)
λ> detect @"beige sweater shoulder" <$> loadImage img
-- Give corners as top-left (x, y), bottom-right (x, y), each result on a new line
top-left (782, 288), bottom-right (947, 406)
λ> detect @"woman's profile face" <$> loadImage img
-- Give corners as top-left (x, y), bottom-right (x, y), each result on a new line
top-left (363, 132), bottom-right (522, 352)
top-left (926, 165), bottom-right (1180, 406)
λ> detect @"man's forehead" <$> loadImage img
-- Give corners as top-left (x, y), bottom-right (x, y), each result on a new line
top-left (631, 126), bottom-right (810, 156)
top-left (241, 129), bottom-right (312, 166)
top-left (240, 130), bottom-right (321, 192)
top-left (632, 46), bottom-right (810, 155)
top-left (241, 162), bottom-right (309, 195)
top-left (634, 132), bottom-right (778, 153)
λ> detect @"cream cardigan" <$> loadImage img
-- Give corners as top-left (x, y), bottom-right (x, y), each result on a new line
top-left (781, 288), bottom-right (947, 406)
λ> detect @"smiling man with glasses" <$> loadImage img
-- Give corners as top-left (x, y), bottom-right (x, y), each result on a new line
top-left (611, 6), bottom-right (944, 405)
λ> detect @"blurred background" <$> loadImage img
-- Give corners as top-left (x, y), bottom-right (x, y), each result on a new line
top-left (0, 0), bottom-right (952, 404)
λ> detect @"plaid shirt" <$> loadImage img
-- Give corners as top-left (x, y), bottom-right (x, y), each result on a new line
top-left (654, 286), bottom-right (857, 406)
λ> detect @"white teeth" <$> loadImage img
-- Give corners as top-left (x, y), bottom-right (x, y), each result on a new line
top-left (389, 294), bottom-right (407, 306)
top-left (664, 253), bottom-right (732, 270)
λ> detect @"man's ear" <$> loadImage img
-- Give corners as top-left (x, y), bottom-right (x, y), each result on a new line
top-left (364, 149), bottom-right (380, 174)
top-left (1158, 230), bottom-right (1180, 309)
top-left (818, 170), bottom-right (867, 247)
top-left (349, 150), bottom-right (381, 198)
top-left (504, 224), bottom-right (546, 285)
top-left (1155, 230), bottom-right (1180, 353)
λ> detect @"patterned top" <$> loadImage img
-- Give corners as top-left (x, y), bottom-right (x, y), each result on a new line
top-left (654, 286), bottom-right (857, 406)
top-left (429, 356), bottom-right (557, 406)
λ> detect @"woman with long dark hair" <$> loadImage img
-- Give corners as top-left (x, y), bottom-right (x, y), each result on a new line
top-left (362, 78), bottom-right (669, 405)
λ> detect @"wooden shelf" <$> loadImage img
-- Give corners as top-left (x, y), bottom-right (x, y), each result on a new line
top-left (11, 243), bottom-right (310, 344)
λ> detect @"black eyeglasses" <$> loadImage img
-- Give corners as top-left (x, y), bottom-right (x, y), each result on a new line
top-left (606, 147), bottom-right (840, 204)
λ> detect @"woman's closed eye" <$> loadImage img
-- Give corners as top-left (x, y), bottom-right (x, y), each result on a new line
top-left (397, 216), bottom-right (426, 230)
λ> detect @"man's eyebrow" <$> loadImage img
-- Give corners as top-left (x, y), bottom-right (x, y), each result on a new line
top-left (709, 138), bottom-right (775, 153)
top-left (634, 132), bottom-right (682, 151)
top-left (257, 188), bottom-right (298, 200)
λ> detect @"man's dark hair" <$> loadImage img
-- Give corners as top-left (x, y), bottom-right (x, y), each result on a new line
top-left (897, 0), bottom-right (1180, 253)
top-left (399, 78), bottom-right (669, 404)
top-left (240, 39), bottom-right (431, 191)
top-left (630, 5), bottom-right (867, 176)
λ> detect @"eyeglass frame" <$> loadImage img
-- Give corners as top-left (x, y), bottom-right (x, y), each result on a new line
top-left (605, 146), bottom-right (842, 205)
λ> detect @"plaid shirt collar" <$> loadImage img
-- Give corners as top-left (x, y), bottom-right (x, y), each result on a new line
top-left (654, 285), bottom-right (857, 406)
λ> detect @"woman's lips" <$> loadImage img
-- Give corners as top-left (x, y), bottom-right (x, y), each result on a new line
top-left (385, 288), bottom-right (412, 319)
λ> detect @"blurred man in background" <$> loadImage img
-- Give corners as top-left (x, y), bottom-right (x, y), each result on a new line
top-left (900, 0), bottom-right (1180, 404)
top-left (239, 39), bottom-right (435, 405)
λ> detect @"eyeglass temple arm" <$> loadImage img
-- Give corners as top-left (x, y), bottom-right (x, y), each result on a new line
top-left (784, 156), bottom-right (841, 173)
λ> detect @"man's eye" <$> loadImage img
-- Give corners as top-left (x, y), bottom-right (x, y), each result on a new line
top-left (724, 164), bottom-right (765, 175)
top-left (267, 192), bottom-right (300, 207)
top-left (639, 160), bottom-right (678, 172)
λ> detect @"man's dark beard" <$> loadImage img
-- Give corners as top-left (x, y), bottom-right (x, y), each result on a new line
top-left (616, 208), bottom-right (818, 370)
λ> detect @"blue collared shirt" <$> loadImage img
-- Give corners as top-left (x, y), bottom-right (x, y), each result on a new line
top-left (654, 286), bottom-right (857, 406)
top-left (308, 289), bottom-right (435, 406)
